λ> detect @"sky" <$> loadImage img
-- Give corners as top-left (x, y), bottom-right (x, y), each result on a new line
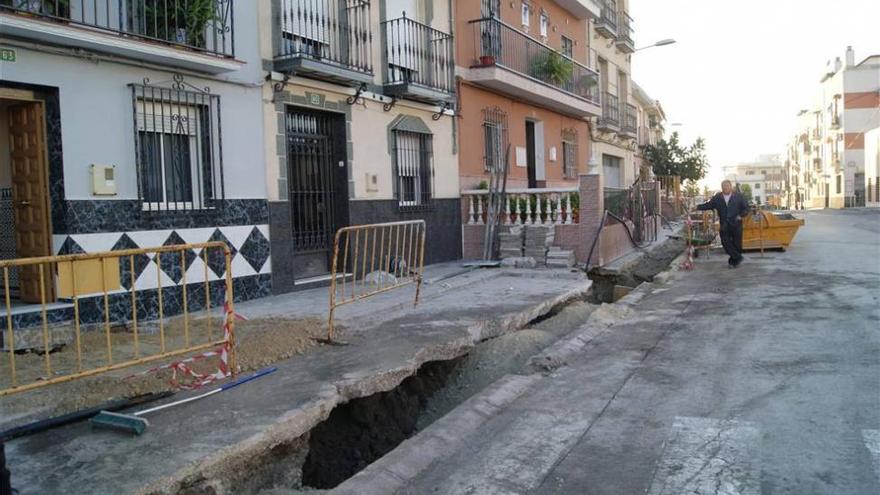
top-left (630, 0), bottom-right (880, 187)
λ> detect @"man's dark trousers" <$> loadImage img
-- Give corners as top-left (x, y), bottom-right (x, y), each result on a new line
top-left (719, 220), bottom-right (743, 266)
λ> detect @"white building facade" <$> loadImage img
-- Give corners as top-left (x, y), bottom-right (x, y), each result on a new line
top-left (725, 155), bottom-right (785, 207)
top-left (0, 1), bottom-right (270, 322)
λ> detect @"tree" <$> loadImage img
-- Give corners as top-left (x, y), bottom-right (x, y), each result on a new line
top-left (643, 132), bottom-right (710, 185)
top-left (739, 183), bottom-right (753, 203)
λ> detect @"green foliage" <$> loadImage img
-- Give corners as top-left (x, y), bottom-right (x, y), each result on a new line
top-left (137, 0), bottom-right (218, 47)
top-left (739, 183), bottom-right (753, 203)
top-left (530, 51), bottom-right (574, 86)
top-left (643, 132), bottom-right (710, 186)
top-left (477, 180), bottom-right (489, 190)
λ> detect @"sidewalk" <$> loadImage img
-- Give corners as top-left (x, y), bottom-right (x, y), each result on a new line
top-left (6, 263), bottom-right (590, 494)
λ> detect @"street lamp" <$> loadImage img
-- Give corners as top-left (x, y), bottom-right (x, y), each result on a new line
top-left (634, 39), bottom-right (677, 52)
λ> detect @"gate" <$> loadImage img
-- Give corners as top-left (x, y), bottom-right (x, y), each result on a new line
top-left (286, 109), bottom-right (345, 278)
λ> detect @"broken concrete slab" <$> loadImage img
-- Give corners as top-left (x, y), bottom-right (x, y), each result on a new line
top-left (5, 267), bottom-right (591, 495)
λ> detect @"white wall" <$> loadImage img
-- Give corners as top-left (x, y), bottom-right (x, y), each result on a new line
top-left (1, 1), bottom-right (266, 201)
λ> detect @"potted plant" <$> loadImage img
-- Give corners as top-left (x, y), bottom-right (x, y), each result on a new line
top-left (137, 0), bottom-right (218, 48)
top-left (479, 54), bottom-right (496, 66)
top-left (530, 51), bottom-right (574, 86)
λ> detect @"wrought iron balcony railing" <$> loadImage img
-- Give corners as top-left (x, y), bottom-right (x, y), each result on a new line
top-left (594, 0), bottom-right (618, 36)
top-left (616, 12), bottom-right (634, 52)
top-left (382, 15), bottom-right (454, 95)
top-left (622, 103), bottom-right (637, 134)
top-left (0, 0), bottom-right (235, 57)
top-left (599, 92), bottom-right (620, 127)
top-left (471, 17), bottom-right (599, 104)
top-left (276, 0), bottom-right (373, 76)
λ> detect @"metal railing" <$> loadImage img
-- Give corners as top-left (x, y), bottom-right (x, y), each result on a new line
top-left (382, 15), bottom-right (454, 94)
top-left (0, 242), bottom-right (235, 396)
top-left (327, 221), bottom-right (426, 341)
top-left (600, 92), bottom-right (620, 127)
top-left (622, 103), bottom-right (638, 134)
top-left (463, 187), bottom-right (579, 225)
top-left (0, 0), bottom-right (235, 57)
top-left (597, 0), bottom-right (618, 32)
top-left (470, 17), bottom-right (599, 104)
top-left (617, 12), bottom-right (634, 46)
top-left (276, 0), bottom-right (373, 75)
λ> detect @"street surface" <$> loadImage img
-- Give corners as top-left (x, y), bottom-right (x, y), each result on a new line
top-left (340, 209), bottom-right (880, 495)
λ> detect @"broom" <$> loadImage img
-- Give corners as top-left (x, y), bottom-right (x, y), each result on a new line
top-left (90, 367), bottom-right (277, 435)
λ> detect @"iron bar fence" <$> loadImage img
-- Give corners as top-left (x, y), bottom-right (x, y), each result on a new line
top-left (600, 92), bottom-right (620, 127)
top-left (0, 242), bottom-right (235, 396)
top-left (470, 17), bottom-right (599, 104)
top-left (622, 103), bottom-right (638, 134)
top-left (276, 0), bottom-right (373, 75)
top-left (597, 0), bottom-right (618, 32)
top-left (617, 11), bottom-right (633, 46)
top-left (382, 15), bottom-right (454, 94)
top-left (0, 0), bottom-right (235, 57)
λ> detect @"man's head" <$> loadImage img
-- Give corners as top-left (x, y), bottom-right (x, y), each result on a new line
top-left (721, 180), bottom-right (733, 195)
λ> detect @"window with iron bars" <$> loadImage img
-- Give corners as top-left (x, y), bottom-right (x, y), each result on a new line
top-left (562, 129), bottom-right (578, 179)
top-left (130, 83), bottom-right (224, 212)
top-left (482, 107), bottom-right (508, 172)
top-left (393, 130), bottom-right (433, 208)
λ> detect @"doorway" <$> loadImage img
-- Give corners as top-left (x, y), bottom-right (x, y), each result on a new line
top-left (824, 183), bottom-right (830, 208)
top-left (0, 97), bottom-right (55, 304)
top-left (285, 108), bottom-right (348, 280)
top-left (525, 121), bottom-right (537, 188)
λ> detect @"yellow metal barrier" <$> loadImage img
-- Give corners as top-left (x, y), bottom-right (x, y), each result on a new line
top-left (327, 221), bottom-right (426, 341)
top-left (0, 242), bottom-right (235, 396)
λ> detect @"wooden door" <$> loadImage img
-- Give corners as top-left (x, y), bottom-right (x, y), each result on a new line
top-left (8, 102), bottom-right (54, 303)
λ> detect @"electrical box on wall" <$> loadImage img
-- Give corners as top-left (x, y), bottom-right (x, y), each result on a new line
top-left (365, 173), bottom-right (379, 192)
top-left (90, 164), bottom-right (117, 196)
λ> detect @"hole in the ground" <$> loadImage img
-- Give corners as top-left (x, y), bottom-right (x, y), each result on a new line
top-left (301, 357), bottom-right (465, 489)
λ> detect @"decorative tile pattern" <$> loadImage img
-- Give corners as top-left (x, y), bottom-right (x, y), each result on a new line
top-left (57, 236), bottom-right (85, 255)
top-left (239, 226), bottom-right (271, 273)
top-left (201, 228), bottom-right (237, 278)
top-left (113, 234), bottom-right (152, 290)
top-left (154, 231), bottom-right (197, 284)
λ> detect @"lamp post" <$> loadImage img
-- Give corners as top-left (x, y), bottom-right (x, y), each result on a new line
top-left (634, 39), bottom-right (677, 52)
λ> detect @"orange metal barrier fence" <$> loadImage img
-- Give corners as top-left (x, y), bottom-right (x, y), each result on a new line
top-left (0, 242), bottom-right (235, 396)
top-left (327, 221), bottom-right (426, 341)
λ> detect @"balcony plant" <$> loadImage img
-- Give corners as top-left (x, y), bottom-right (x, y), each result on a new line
top-left (530, 51), bottom-right (574, 86)
top-left (134, 0), bottom-right (218, 48)
top-left (5, 0), bottom-right (70, 18)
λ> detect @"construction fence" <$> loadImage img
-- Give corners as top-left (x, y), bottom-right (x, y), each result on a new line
top-left (0, 242), bottom-right (236, 396)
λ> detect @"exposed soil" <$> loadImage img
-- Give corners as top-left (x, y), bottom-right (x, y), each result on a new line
top-left (0, 316), bottom-right (327, 430)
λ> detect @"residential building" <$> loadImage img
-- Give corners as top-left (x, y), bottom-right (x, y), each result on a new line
top-left (590, 0), bottom-right (638, 189)
top-left (455, 0), bottom-right (601, 191)
top-left (783, 47), bottom-right (880, 209)
top-left (724, 155), bottom-right (785, 206)
top-left (631, 81), bottom-right (666, 180)
top-left (0, 2), bottom-right (270, 320)
top-left (866, 127), bottom-right (880, 207)
top-left (261, 0), bottom-right (460, 293)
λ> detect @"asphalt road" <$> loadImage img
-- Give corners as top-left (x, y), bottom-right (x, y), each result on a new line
top-left (358, 209), bottom-right (880, 495)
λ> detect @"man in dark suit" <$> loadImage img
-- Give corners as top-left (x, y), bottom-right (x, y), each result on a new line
top-left (696, 180), bottom-right (750, 268)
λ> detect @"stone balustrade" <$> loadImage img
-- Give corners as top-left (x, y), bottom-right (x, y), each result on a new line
top-left (462, 188), bottom-right (579, 226)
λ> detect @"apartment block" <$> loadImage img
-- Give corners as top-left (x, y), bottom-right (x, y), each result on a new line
top-left (724, 155), bottom-right (785, 207)
top-left (783, 47), bottom-right (880, 209)
top-left (632, 81), bottom-right (666, 180)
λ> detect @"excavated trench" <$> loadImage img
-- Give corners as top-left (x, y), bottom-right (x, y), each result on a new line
top-left (588, 237), bottom-right (686, 303)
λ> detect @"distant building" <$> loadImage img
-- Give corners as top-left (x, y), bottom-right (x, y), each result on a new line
top-left (724, 155), bottom-right (785, 206)
top-left (866, 128), bottom-right (880, 207)
top-left (783, 47), bottom-right (880, 209)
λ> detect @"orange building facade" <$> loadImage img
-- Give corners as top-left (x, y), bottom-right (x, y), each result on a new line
top-left (454, 0), bottom-right (602, 191)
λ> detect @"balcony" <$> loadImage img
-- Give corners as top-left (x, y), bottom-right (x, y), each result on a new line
top-left (830, 114), bottom-right (841, 129)
top-left (555, 0), bottom-right (603, 19)
top-left (597, 92), bottom-right (620, 130)
top-left (0, 0), bottom-right (237, 73)
top-left (275, 0), bottom-right (373, 86)
top-left (594, 0), bottom-right (618, 38)
top-left (382, 16), bottom-right (454, 105)
top-left (615, 13), bottom-right (634, 53)
top-left (620, 103), bottom-right (637, 137)
top-left (463, 17), bottom-right (600, 118)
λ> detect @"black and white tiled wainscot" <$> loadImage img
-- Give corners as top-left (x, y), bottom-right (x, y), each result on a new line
top-left (1, 225), bottom-right (273, 332)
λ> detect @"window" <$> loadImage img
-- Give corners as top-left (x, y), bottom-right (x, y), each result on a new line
top-left (562, 129), bottom-right (578, 179)
top-left (393, 130), bottom-right (433, 208)
top-left (521, 2), bottom-right (530, 27)
top-left (754, 183), bottom-right (761, 189)
top-left (482, 107), bottom-right (508, 172)
top-left (836, 175), bottom-right (841, 194)
top-left (131, 83), bottom-right (223, 212)
top-left (602, 154), bottom-right (621, 188)
top-left (561, 36), bottom-right (573, 58)
top-left (539, 12), bottom-right (548, 37)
